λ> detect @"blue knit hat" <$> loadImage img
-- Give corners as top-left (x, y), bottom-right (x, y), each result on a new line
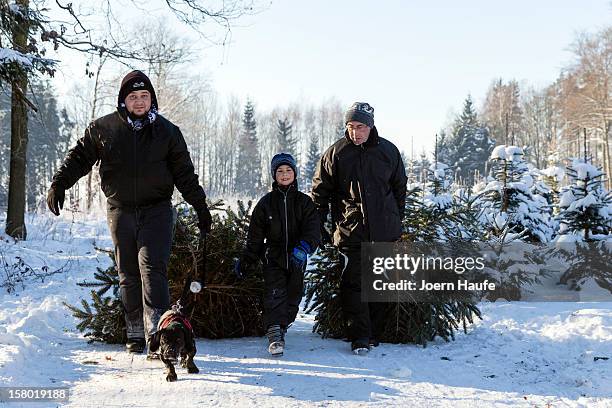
top-left (271, 153), bottom-right (297, 179)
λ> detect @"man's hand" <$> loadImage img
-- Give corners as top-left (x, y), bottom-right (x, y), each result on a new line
top-left (46, 184), bottom-right (65, 216)
top-left (197, 206), bottom-right (212, 236)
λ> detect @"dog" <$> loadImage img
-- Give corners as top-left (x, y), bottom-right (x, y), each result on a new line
top-left (148, 307), bottom-right (199, 382)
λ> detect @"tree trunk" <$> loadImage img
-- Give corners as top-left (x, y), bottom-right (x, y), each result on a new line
top-left (86, 56), bottom-right (105, 211)
top-left (5, 0), bottom-right (30, 240)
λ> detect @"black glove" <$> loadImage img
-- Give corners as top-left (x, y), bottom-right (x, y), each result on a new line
top-left (197, 206), bottom-right (212, 236)
top-left (47, 184), bottom-right (65, 216)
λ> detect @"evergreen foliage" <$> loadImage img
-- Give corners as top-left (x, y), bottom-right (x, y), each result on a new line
top-left (276, 118), bottom-right (297, 157)
top-left (554, 158), bottom-right (612, 291)
top-left (477, 145), bottom-right (554, 243)
top-left (304, 242), bottom-right (482, 346)
top-left (66, 200), bottom-right (266, 343)
top-left (445, 96), bottom-right (496, 185)
top-left (235, 100), bottom-right (262, 196)
top-left (302, 134), bottom-right (320, 191)
top-left (304, 177), bottom-right (483, 347)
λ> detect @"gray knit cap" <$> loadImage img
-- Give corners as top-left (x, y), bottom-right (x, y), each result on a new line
top-left (344, 102), bottom-right (374, 128)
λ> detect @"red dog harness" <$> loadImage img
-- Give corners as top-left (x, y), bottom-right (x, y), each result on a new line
top-left (157, 310), bottom-right (193, 333)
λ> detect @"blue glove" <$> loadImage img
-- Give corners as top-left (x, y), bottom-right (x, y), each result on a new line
top-left (291, 240), bottom-right (312, 269)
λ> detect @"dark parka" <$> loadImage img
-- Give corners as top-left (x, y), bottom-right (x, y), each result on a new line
top-left (243, 182), bottom-right (320, 270)
top-left (51, 110), bottom-right (207, 212)
top-left (311, 126), bottom-right (407, 247)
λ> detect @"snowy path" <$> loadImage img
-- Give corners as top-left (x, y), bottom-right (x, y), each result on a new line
top-left (62, 304), bottom-right (612, 408)
top-left (0, 213), bottom-right (611, 407)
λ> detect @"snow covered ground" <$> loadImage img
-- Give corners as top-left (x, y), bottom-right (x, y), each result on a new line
top-left (0, 211), bottom-right (611, 407)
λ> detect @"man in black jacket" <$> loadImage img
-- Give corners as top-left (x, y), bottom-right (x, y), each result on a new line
top-left (47, 70), bottom-right (212, 355)
top-left (312, 102), bottom-right (407, 354)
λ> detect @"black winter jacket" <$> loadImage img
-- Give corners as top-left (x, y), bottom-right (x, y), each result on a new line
top-left (51, 110), bottom-right (207, 211)
top-left (311, 126), bottom-right (407, 247)
top-left (244, 182), bottom-right (320, 270)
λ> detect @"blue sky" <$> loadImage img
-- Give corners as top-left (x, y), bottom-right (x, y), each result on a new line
top-left (202, 0), bottom-right (611, 156)
top-left (51, 1), bottom-right (611, 157)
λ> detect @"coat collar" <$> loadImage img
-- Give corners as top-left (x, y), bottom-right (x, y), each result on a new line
top-left (272, 180), bottom-right (298, 195)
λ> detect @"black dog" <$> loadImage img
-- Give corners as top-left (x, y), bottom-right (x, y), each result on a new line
top-left (149, 308), bottom-right (199, 382)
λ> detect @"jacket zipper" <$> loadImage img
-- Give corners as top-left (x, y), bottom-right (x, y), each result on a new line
top-left (133, 128), bottom-right (137, 206)
top-left (276, 184), bottom-right (293, 269)
top-left (283, 190), bottom-right (289, 269)
top-left (359, 146), bottom-right (368, 235)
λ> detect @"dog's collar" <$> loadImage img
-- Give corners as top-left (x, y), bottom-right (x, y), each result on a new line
top-left (158, 312), bottom-right (193, 333)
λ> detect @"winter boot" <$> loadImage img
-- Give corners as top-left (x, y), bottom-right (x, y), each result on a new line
top-left (266, 325), bottom-right (285, 356)
top-left (145, 338), bottom-right (161, 361)
top-left (126, 338), bottom-right (146, 354)
top-left (351, 338), bottom-right (370, 356)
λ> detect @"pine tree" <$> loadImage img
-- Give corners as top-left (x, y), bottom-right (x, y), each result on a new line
top-left (416, 151), bottom-right (431, 183)
top-left (475, 145), bottom-right (554, 300)
top-left (557, 160), bottom-right (610, 240)
top-left (302, 134), bottom-right (320, 191)
top-left (555, 155), bottom-right (611, 291)
top-left (63, 263), bottom-right (126, 344)
top-left (66, 200), bottom-right (267, 343)
top-left (304, 242), bottom-right (482, 346)
top-left (449, 95), bottom-right (495, 185)
top-left (235, 100), bottom-right (261, 197)
top-left (305, 180), bottom-right (483, 346)
top-left (26, 80), bottom-right (69, 210)
top-left (276, 118), bottom-right (297, 157)
top-left (478, 145), bottom-right (554, 243)
top-left (540, 161), bottom-right (565, 216)
top-left (436, 130), bottom-right (454, 166)
top-left (304, 246), bottom-right (345, 339)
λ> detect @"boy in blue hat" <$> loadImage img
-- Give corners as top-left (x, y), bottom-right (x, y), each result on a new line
top-left (235, 153), bottom-right (320, 356)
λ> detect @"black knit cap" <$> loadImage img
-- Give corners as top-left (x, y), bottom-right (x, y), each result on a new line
top-left (344, 101), bottom-right (374, 128)
top-left (117, 70), bottom-right (158, 109)
top-left (271, 153), bottom-right (297, 179)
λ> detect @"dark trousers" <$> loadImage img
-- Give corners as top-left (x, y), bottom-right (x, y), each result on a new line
top-left (106, 201), bottom-right (174, 341)
top-left (339, 248), bottom-right (385, 342)
top-left (263, 263), bottom-right (305, 329)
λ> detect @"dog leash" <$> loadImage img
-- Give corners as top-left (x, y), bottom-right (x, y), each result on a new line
top-left (177, 234), bottom-right (206, 318)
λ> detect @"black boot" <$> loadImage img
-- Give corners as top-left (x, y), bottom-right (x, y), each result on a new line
top-left (126, 338), bottom-right (146, 354)
top-left (266, 325), bottom-right (285, 356)
top-left (351, 338), bottom-right (370, 355)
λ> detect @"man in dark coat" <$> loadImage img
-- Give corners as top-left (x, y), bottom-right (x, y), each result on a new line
top-left (46, 70), bottom-right (212, 355)
top-left (312, 101), bottom-right (407, 354)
